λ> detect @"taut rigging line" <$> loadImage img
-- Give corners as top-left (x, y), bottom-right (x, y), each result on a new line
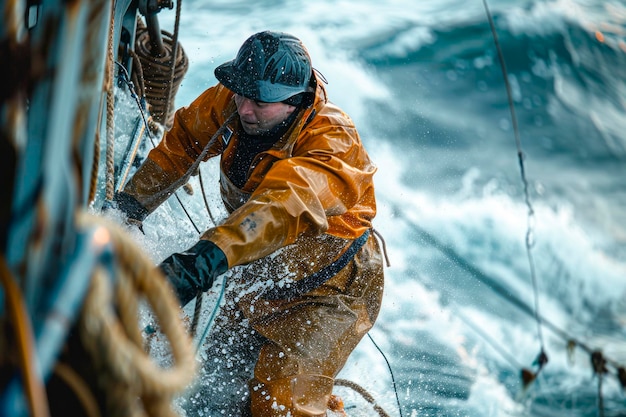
top-left (481, 0), bottom-right (547, 378)
top-left (404, 216), bottom-right (626, 397)
top-left (479, 7), bottom-right (626, 407)
top-left (469, 6), bottom-right (625, 398)
top-left (439, 14), bottom-right (622, 413)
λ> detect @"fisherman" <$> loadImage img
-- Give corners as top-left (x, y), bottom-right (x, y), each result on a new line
top-left (113, 30), bottom-right (384, 416)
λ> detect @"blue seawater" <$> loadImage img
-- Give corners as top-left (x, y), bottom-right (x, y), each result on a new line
top-left (132, 1), bottom-right (626, 416)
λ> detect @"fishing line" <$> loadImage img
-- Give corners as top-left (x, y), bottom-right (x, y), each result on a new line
top-left (403, 214), bottom-right (626, 391)
top-left (115, 61), bottom-right (154, 143)
top-left (114, 61), bottom-right (201, 235)
top-left (367, 333), bottom-right (404, 417)
top-left (479, 7), bottom-right (625, 412)
top-left (189, 289), bottom-right (203, 336)
top-left (453, 308), bottom-right (524, 372)
top-left (481, 0), bottom-right (547, 368)
top-left (198, 168), bottom-right (218, 226)
top-left (194, 277), bottom-right (226, 354)
top-left (142, 136), bottom-right (201, 235)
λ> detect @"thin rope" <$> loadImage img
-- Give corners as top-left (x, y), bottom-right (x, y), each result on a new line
top-left (404, 216), bottom-right (626, 386)
top-left (104, 1), bottom-right (116, 201)
top-left (591, 351), bottom-right (607, 417)
top-left (454, 308), bottom-right (524, 370)
top-left (195, 279), bottom-right (226, 355)
top-left (367, 333), bottom-right (403, 417)
top-left (334, 378), bottom-right (391, 417)
top-left (372, 228), bottom-right (391, 267)
top-left (114, 62), bottom-right (154, 144)
top-left (113, 61), bottom-right (153, 194)
top-left (173, 195), bottom-right (201, 234)
top-left (198, 169), bottom-right (218, 226)
top-left (189, 291), bottom-right (203, 336)
top-left (597, 371), bottom-right (605, 417)
top-left (129, 48), bottom-right (146, 102)
top-left (481, 0), bottom-right (546, 366)
top-left (163, 0), bottom-right (183, 127)
top-left (115, 60), bottom-right (202, 235)
top-left (89, 122), bottom-right (101, 205)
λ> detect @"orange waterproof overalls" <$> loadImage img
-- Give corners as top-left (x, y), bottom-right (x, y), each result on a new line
top-left (122, 75), bottom-right (384, 416)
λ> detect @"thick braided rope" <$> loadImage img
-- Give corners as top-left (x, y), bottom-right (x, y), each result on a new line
top-left (78, 213), bottom-right (196, 416)
top-left (104, 2), bottom-right (115, 201)
top-left (334, 379), bottom-right (391, 417)
top-left (134, 25), bottom-right (188, 128)
top-left (88, 127), bottom-right (101, 205)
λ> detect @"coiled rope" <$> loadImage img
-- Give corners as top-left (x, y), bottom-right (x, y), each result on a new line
top-left (134, 20), bottom-right (188, 129)
top-left (77, 212), bottom-right (196, 417)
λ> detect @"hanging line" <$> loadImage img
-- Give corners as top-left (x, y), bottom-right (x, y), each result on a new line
top-left (592, 351), bottom-right (607, 417)
top-left (163, 0), bottom-right (183, 128)
top-left (118, 58), bottom-right (223, 337)
top-left (114, 60), bottom-right (201, 235)
top-left (198, 169), bottom-right (218, 226)
top-left (194, 277), bottom-right (226, 354)
top-left (453, 307), bottom-right (524, 372)
top-left (481, 0), bottom-right (547, 371)
top-left (403, 216), bottom-right (626, 392)
top-left (114, 61), bottom-right (154, 189)
top-left (366, 333), bottom-right (404, 417)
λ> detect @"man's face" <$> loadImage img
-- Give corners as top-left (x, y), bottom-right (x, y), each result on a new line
top-left (234, 94), bottom-right (296, 135)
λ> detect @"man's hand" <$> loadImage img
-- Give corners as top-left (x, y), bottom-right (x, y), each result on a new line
top-left (112, 192), bottom-right (149, 222)
top-left (102, 192), bottom-right (148, 232)
top-left (159, 240), bottom-right (229, 307)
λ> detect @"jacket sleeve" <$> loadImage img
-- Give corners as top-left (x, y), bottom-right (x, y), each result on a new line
top-left (203, 119), bottom-right (377, 268)
top-left (122, 84), bottom-right (232, 213)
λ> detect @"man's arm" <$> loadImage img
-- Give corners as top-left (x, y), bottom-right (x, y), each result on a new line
top-left (117, 84), bottom-right (233, 217)
top-left (204, 122), bottom-right (377, 268)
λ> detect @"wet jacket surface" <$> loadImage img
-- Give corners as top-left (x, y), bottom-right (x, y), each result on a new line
top-left (123, 75), bottom-right (384, 416)
top-left (123, 76), bottom-right (378, 268)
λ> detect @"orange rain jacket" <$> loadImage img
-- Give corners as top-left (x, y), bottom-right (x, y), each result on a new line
top-left (124, 76), bottom-right (377, 266)
top-left (122, 74), bottom-right (384, 416)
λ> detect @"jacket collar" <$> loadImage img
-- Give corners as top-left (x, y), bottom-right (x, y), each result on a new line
top-left (266, 73), bottom-right (328, 157)
top-left (219, 73), bottom-right (328, 158)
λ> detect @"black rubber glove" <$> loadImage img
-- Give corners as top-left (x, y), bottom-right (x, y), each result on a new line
top-left (101, 192), bottom-right (149, 232)
top-left (159, 240), bottom-right (229, 307)
top-left (112, 191), bottom-right (149, 223)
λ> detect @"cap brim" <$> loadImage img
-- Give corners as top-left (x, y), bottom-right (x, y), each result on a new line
top-left (215, 60), bottom-right (306, 103)
top-left (214, 60), bottom-right (256, 99)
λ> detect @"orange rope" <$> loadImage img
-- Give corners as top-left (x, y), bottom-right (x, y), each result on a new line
top-left (0, 257), bottom-right (51, 417)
